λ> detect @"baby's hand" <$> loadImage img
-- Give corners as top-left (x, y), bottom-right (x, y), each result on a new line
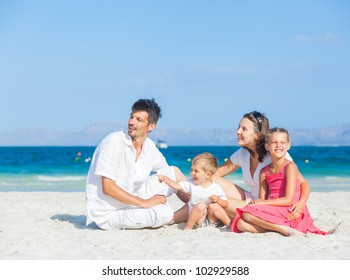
top-left (249, 198), bottom-right (260, 204)
top-left (210, 195), bottom-right (219, 203)
top-left (157, 175), bottom-right (167, 183)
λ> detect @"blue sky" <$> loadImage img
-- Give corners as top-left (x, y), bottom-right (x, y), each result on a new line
top-left (1, 1), bottom-right (349, 143)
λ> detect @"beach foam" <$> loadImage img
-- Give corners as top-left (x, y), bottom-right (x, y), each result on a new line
top-left (37, 175), bottom-right (86, 182)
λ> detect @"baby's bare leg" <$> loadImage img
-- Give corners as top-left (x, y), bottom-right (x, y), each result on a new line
top-left (207, 203), bottom-right (231, 227)
top-left (184, 202), bottom-right (206, 230)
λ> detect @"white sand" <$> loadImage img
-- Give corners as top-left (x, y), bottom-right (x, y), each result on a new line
top-left (0, 191), bottom-right (349, 260)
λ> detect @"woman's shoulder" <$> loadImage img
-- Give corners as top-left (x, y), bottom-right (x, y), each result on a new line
top-left (230, 147), bottom-right (248, 158)
top-left (230, 147), bottom-right (248, 166)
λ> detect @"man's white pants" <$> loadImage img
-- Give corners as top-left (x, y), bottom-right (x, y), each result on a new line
top-left (98, 166), bottom-right (176, 230)
top-left (99, 204), bottom-right (174, 230)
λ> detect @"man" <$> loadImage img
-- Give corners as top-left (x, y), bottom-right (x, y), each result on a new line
top-left (85, 98), bottom-right (186, 230)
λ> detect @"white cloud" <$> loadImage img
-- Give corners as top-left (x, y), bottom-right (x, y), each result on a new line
top-left (291, 32), bottom-right (341, 43)
top-left (201, 65), bottom-right (279, 76)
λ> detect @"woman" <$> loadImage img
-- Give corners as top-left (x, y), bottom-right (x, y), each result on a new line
top-left (173, 111), bottom-right (310, 224)
top-left (231, 127), bottom-right (330, 236)
top-left (213, 111), bottom-right (310, 221)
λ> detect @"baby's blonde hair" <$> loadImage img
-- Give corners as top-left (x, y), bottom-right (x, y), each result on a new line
top-left (192, 152), bottom-right (218, 174)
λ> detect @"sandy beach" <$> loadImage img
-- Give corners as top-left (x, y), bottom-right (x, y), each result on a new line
top-left (0, 191), bottom-right (349, 260)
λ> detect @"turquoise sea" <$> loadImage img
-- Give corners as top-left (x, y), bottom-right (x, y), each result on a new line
top-left (0, 146), bottom-right (349, 192)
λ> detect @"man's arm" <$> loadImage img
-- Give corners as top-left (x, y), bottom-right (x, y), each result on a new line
top-left (102, 177), bottom-right (166, 208)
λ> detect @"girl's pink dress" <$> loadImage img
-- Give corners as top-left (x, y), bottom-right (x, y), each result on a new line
top-left (231, 161), bottom-right (329, 235)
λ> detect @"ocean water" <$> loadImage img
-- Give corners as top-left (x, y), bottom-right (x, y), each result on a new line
top-left (0, 146), bottom-right (349, 192)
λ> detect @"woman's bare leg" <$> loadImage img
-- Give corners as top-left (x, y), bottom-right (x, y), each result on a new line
top-left (173, 166), bottom-right (187, 181)
top-left (212, 175), bottom-right (245, 199)
top-left (171, 166), bottom-right (190, 224)
top-left (225, 198), bottom-right (248, 220)
top-left (212, 175), bottom-right (247, 219)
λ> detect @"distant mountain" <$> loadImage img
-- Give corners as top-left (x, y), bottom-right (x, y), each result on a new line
top-left (150, 127), bottom-right (236, 146)
top-left (0, 122), bottom-right (349, 146)
top-left (153, 123), bottom-right (350, 146)
top-left (289, 123), bottom-right (350, 146)
top-left (0, 121), bottom-right (125, 146)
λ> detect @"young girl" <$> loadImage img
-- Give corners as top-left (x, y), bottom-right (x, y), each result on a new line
top-left (231, 128), bottom-right (332, 236)
top-left (158, 153), bottom-right (231, 230)
top-left (174, 111), bottom-right (311, 224)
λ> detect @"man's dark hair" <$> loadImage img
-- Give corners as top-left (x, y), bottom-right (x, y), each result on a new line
top-left (132, 98), bottom-right (162, 124)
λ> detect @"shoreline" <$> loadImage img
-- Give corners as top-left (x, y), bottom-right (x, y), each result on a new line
top-left (0, 191), bottom-right (349, 260)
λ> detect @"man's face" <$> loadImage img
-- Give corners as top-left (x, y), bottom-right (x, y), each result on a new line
top-left (128, 110), bottom-right (155, 139)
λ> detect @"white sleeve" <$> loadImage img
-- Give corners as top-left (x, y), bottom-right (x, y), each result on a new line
top-left (230, 147), bottom-right (244, 167)
top-left (152, 150), bottom-right (168, 171)
top-left (95, 135), bottom-right (122, 181)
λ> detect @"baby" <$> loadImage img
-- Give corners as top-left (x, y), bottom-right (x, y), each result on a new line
top-left (158, 152), bottom-right (230, 230)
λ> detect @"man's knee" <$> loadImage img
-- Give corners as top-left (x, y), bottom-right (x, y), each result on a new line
top-left (153, 204), bottom-right (174, 227)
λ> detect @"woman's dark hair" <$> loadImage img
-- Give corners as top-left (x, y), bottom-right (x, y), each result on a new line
top-left (242, 111), bottom-right (270, 162)
top-left (132, 98), bottom-right (162, 124)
